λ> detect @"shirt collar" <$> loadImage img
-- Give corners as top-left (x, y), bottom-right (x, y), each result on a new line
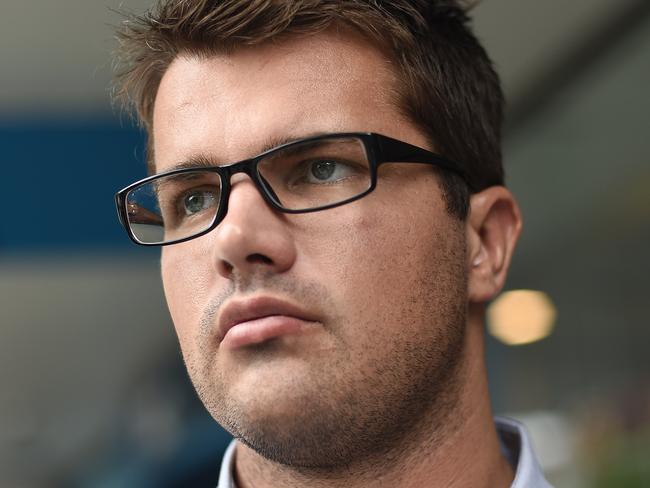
top-left (494, 416), bottom-right (553, 488)
top-left (218, 439), bottom-right (237, 488)
top-left (217, 417), bottom-right (553, 488)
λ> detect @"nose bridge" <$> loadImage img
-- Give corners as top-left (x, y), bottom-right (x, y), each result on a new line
top-left (227, 173), bottom-right (264, 210)
top-left (211, 156), bottom-right (296, 279)
top-left (224, 153), bottom-right (261, 183)
top-left (221, 155), bottom-right (268, 204)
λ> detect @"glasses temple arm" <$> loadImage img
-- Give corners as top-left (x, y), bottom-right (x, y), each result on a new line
top-left (375, 134), bottom-right (471, 186)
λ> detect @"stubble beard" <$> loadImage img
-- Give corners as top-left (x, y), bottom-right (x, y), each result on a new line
top-left (182, 243), bottom-right (468, 476)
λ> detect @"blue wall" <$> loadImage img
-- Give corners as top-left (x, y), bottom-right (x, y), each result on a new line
top-left (0, 118), bottom-right (148, 252)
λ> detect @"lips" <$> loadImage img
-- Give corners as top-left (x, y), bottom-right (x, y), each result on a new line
top-left (216, 295), bottom-right (320, 348)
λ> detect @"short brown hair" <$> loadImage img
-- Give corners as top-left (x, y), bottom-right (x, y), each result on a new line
top-left (113, 0), bottom-right (504, 218)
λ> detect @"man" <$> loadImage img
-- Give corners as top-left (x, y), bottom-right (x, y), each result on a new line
top-left (113, 1), bottom-right (552, 486)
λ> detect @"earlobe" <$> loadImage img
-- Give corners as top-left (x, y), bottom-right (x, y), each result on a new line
top-left (466, 186), bottom-right (522, 304)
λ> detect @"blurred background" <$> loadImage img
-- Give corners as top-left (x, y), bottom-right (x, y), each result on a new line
top-left (1, 0), bottom-right (649, 486)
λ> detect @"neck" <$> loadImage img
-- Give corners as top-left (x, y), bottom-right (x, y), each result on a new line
top-left (234, 307), bottom-right (514, 488)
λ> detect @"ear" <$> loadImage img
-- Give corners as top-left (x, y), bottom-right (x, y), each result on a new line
top-left (466, 186), bottom-right (522, 304)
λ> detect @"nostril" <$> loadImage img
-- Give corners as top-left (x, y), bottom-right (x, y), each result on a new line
top-left (246, 253), bottom-right (273, 265)
top-left (221, 261), bottom-right (234, 275)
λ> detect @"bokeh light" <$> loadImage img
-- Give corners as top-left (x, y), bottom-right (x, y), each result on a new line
top-left (487, 290), bottom-right (557, 346)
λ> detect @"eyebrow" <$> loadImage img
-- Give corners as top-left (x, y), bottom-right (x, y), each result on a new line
top-left (160, 131), bottom-right (330, 173)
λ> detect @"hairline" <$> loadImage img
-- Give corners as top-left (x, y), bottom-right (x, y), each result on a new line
top-left (146, 25), bottom-right (430, 175)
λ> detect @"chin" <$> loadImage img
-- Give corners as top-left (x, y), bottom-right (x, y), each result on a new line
top-left (229, 405), bottom-right (362, 469)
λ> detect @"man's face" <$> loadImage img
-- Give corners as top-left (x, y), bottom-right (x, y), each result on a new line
top-left (155, 30), bottom-right (469, 468)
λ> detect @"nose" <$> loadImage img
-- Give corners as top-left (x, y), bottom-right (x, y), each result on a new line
top-left (210, 175), bottom-right (297, 280)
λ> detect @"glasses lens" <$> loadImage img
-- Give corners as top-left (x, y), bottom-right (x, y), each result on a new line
top-left (257, 136), bottom-right (371, 210)
top-left (125, 170), bottom-right (222, 244)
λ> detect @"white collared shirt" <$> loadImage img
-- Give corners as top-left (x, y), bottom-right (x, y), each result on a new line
top-left (217, 416), bottom-right (553, 487)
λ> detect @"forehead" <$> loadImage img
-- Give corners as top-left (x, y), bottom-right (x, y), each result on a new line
top-left (152, 28), bottom-right (420, 172)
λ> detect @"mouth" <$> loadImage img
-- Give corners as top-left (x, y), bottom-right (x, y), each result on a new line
top-left (216, 295), bottom-right (321, 349)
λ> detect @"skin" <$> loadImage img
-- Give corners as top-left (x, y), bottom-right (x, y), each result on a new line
top-left (155, 27), bottom-right (522, 488)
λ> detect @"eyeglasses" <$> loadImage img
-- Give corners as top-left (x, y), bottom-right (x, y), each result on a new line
top-left (115, 132), bottom-right (468, 246)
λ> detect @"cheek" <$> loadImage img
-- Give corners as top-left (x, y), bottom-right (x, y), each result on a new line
top-left (161, 245), bottom-right (214, 347)
top-left (295, 188), bottom-right (454, 340)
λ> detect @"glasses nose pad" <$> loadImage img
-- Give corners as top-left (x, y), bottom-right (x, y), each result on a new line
top-left (258, 174), bottom-right (283, 206)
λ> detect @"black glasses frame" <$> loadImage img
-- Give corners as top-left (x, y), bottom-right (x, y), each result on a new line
top-left (115, 132), bottom-right (469, 246)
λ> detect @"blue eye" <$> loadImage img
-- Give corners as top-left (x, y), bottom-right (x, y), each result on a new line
top-left (183, 191), bottom-right (216, 215)
top-left (303, 159), bottom-right (359, 184)
top-left (310, 160), bottom-right (337, 181)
